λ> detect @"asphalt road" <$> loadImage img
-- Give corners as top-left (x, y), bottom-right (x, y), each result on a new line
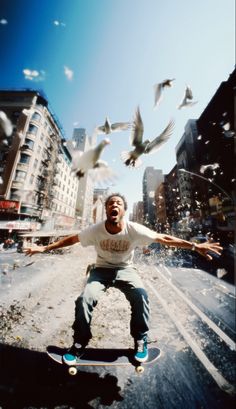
top-left (0, 249), bottom-right (235, 409)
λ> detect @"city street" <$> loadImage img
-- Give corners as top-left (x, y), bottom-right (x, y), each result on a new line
top-left (0, 246), bottom-right (235, 408)
top-left (0, 1), bottom-right (235, 408)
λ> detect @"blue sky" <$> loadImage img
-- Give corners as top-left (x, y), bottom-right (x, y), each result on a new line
top-left (0, 0), bottom-right (235, 212)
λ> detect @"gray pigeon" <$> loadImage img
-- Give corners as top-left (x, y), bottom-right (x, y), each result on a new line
top-left (121, 107), bottom-right (175, 168)
top-left (97, 117), bottom-right (130, 135)
top-left (153, 78), bottom-right (175, 109)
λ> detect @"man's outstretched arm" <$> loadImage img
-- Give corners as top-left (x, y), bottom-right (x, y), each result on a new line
top-left (24, 234), bottom-right (80, 256)
top-left (155, 233), bottom-right (222, 261)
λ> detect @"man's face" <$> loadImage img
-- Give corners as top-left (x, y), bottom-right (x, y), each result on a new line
top-left (106, 196), bottom-right (126, 224)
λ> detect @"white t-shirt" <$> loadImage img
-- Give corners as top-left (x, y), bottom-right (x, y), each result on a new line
top-left (79, 220), bottom-right (157, 268)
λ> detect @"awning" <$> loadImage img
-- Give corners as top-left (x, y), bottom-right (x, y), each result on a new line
top-left (20, 229), bottom-right (80, 238)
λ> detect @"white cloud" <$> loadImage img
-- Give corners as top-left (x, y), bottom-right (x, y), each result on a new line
top-left (23, 68), bottom-right (46, 81)
top-left (0, 19), bottom-right (8, 25)
top-left (64, 66), bottom-right (74, 81)
top-left (53, 20), bottom-right (66, 27)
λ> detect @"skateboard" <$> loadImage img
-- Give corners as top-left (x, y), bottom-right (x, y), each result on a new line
top-left (47, 345), bottom-right (161, 375)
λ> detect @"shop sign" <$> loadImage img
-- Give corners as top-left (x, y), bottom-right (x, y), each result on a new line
top-left (0, 200), bottom-right (20, 212)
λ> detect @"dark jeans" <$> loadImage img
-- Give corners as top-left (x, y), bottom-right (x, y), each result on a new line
top-left (72, 266), bottom-right (150, 345)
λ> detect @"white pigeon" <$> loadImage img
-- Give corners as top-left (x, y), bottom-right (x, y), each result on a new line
top-left (153, 78), bottom-right (175, 109)
top-left (221, 122), bottom-right (235, 138)
top-left (96, 117), bottom-right (130, 135)
top-left (200, 163), bottom-right (220, 174)
top-left (0, 111), bottom-right (13, 138)
top-left (121, 106), bottom-right (175, 168)
top-left (178, 85), bottom-right (198, 109)
top-left (71, 138), bottom-right (114, 181)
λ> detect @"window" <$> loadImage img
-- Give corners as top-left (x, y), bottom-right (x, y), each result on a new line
top-left (30, 174), bottom-right (34, 184)
top-left (21, 206), bottom-right (33, 214)
top-left (25, 138), bottom-right (34, 150)
top-left (32, 112), bottom-right (41, 123)
top-left (10, 189), bottom-right (19, 200)
top-left (15, 170), bottom-right (26, 181)
top-left (33, 158), bottom-right (38, 169)
top-left (28, 124), bottom-right (38, 135)
top-left (19, 153), bottom-right (31, 164)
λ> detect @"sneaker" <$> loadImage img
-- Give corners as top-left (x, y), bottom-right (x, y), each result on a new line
top-left (63, 343), bottom-right (85, 365)
top-left (134, 338), bottom-right (148, 362)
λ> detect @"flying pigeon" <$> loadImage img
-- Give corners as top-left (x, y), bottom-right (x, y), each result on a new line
top-left (178, 85), bottom-right (198, 109)
top-left (153, 78), bottom-right (175, 109)
top-left (121, 107), bottom-right (175, 168)
top-left (71, 138), bottom-right (114, 181)
top-left (221, 122), bottom-right (235, 138)
top-left (96, 117), bottom-right (130, 135)
top-left (200, 163), bottom-right (220, 174)
top-left (0, 111), bottom-right (13, 146)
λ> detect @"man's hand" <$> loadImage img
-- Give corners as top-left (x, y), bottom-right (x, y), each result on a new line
top-left (24, 245), bottom-right (46, 257)
top-left (195, 241), bottom-right (223, 260)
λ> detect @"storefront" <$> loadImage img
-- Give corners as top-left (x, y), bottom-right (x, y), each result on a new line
top-left (0, 220), bottom-right (41, 244)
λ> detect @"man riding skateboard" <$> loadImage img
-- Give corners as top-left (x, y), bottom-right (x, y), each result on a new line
top-left (25, 193), bottom-right (222, 365)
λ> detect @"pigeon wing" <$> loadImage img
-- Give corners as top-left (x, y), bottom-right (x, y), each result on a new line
top-left (185, 86), bottom-right (193, 100)
top-left (153, 83), bottom-right (163, 108)
top-left (0, 111), bottom-right (13, 137)
top-left (89, 160), bottom-right (117, 184)
top-left (145, 119), bottom-right (175, 154)
top-left (96, 125), bottom-right (106, 134)
top-left (130, 107), bottom-right (144, 147)
top-left (111, 122), bottom-right (131, 132)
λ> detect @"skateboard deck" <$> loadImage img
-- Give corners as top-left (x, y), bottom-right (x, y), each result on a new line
top-left (47, 345), bottom-right (161, 375)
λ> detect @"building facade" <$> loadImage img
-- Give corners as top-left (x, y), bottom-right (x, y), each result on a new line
top-left (142, 166), bottom-right (164, 228)
top-left (195, 68), bottom-right (235, 240)
top-left (71, 128), bottom-right (95, 227)
top-left (132, 201), bottom-right (144, 224)
top-left (92, 187), bottom-right (110, 223)
top-left (175, 119), bottom-right (199, 209)
top-left (0, 90), bottom-right (78, 238)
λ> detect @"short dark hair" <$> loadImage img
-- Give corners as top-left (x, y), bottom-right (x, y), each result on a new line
top-left (105, 193), bottom-right (128, 210)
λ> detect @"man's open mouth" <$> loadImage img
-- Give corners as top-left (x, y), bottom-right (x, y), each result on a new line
top-left (110, 209), bottom-right (119, 217)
